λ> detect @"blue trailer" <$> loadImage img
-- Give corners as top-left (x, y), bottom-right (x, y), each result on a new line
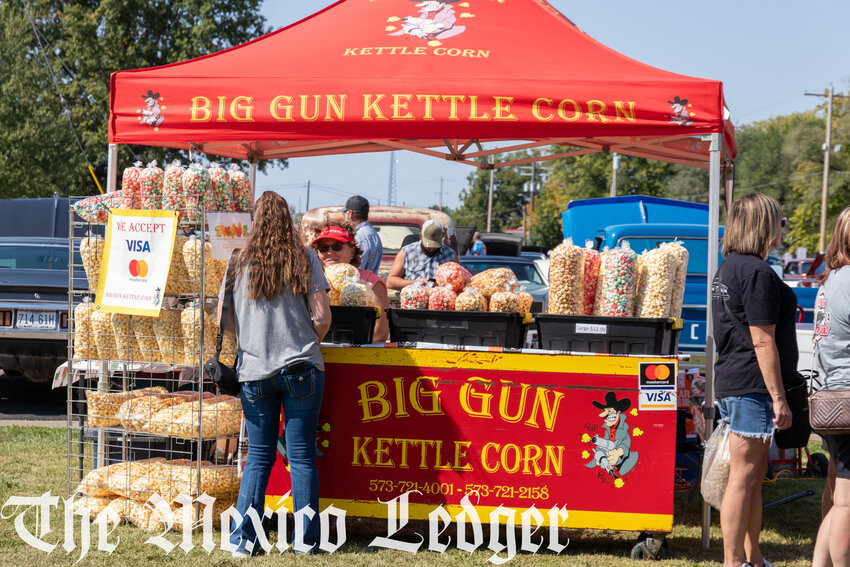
top-left (561, 195), bottom-right (817, 352)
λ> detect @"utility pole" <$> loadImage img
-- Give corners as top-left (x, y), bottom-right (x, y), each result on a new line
top-left (439, 177), bottom-right (443, 211)
top-left (530, 161), bottom-right (537, 215)
top-left (805, 85), bottom-right (846, 252)
top-left (387, 151), bottom-right (398, 206)
top-left (610, 153), bottom-right (620, 197)
top-left (305, 180), bottom-right (310, 212)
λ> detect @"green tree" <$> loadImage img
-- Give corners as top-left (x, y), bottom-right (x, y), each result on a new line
top-left (0, 0), bottom-right (271, 198)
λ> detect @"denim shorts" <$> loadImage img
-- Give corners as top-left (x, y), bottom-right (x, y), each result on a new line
top-left (717, 393), bottom-right (775, 440)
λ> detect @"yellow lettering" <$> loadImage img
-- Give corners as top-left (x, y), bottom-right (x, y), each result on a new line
top-left (343, 47), bottom-right (358, 56)
top-left (462, 49), bottom-right (475, 58)
top-left (352, 436), bottom-right (372, 466)
top-left (468, 95), bottom-right (491, 121)
top-left (375, 437), bottom-right (394, 467)
top-left (357, 381), bottom-right (391, 422)
top-left (544, 444), bottom-right (564, 476)
top-left (414, 46), bottom-right (427, 55)
top-left (230, 96), bottom-right (254, 122)
top-left (270, 95), bottom-right (294, 121)
top-left (500, 443), bottom-right (521, 474)
top-left (363, 94), bottom-right (388, 120)
top-left (395, 438), bottom-right (414, 468)
top-left (361, 47), bottom-right (373, 55)
top-left (522, 444), bottom-right (543, 475)
top-left (481, 442), bottom-right (500, 473)
top-left (299, 95), bottom-right (321, 122)
top-left (391, 94), bottom-right (415, 120)
top-left (459, 378), bottom-right (493, 418)
top-left (433, 47), bottom-right (446, 56)
top-left (433, 440), bottom-right (452, 470)
top-left (217, 96), bottom-right (227, 122)
top-left (190, 97), bottom-right (212, 122)
top-left (524, 387), bottom-right (565, 432)
top-left (441, 95), bottom-right (466, 120)
top-left (477, 50), bottom-right (491, 58)
top-left (493, 96), bottom-right (517, 121)
top-left (447, 48), bottom-right (461, 56)
top-left (412, 439), bottom-right (434, 469)
top-left (416, 94), bottom-right (440, 120)
top-left (453, 441), bottom-right (473, 471)
top-left (409, 377), bottom-right (444, 415)
top-left (614, 100), bottom-right (637, 122)
top-left (532, 98), bottom-right (554, 122)
top-left (586, 100), bottom-right (609, 123)
top-left (498, 381), bottom-right (530, 424)
top-left (393, 377), bottom-right (409, 418)
top-left (557, 99), bottom-right (582, 121)
top-left (325, 95), bottom-right (347, 121)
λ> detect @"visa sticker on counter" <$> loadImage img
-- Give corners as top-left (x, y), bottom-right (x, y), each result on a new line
top-left (638, 361), bottom-right (677, 410)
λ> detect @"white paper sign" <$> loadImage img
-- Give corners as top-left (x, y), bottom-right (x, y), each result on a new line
top-left (207, 212), bottom-right (252, 260)
top-left (95, 209), bottom-right (178, 316)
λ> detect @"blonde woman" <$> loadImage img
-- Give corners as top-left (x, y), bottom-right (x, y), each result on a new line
top-left (812, 206), bottom-right (850, 567)
top-left (711, 192), bottom-right (795, 567)
top-left (218, 191), bottom-right (331, 556)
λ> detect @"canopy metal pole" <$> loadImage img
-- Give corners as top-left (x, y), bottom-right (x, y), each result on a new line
top-left (106, 143), bottom-right (119, 193)
top-left (248, 159), bottom-right (258, 204)
top-left (702, 132), bottom-right (722, 550)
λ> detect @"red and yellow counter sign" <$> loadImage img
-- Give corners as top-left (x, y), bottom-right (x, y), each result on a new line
top-left (266, 347), bottom-right (678, 532)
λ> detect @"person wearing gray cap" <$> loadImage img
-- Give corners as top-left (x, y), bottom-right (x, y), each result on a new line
top-left (387, 219), bottom-right (458, 290)
top-left (343, 195), bottom-right (383, 275)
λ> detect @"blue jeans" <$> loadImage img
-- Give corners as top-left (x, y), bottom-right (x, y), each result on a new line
top-left (231, 363), bottom-right (324, 554)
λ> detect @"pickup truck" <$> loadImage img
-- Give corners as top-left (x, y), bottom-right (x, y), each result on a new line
top-left (561, 195), bottom-right (818, 352)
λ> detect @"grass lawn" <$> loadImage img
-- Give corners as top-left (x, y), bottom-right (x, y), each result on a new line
top-left (0, 426), bottom-right (829, 566)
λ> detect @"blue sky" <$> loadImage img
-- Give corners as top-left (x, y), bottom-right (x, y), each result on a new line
top-left (257, 1), bottom-right (850, 213)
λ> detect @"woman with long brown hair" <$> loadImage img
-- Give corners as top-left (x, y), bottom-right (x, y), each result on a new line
top-left (812, 206), bottom-right (850, 567)
top-left (218, 191), bottom-right (330, 556)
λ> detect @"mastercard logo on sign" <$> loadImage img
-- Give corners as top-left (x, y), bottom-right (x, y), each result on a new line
top-left (129, 259), bottom-right (149, 277)
top-left (639, 361), bottom-right (676, 386)
top-left (643, 364), bottom-right (671, 381)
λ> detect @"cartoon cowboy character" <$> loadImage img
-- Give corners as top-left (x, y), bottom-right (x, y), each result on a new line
top-left (585, 392), bottom-right (639, 478)
top-left (390, 0), bottom-right (466, 41)
top-left (667, 95), bottom-right (693, 126)
top-left (140, 89), bottom-right (164, 128)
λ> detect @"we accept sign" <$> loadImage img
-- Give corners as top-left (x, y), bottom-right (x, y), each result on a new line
top-left (95, 209), bottom-right (177, 316)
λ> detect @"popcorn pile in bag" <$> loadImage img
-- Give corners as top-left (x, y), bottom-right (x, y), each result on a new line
top-left (428, 285), bottom-right (457, 311)
top-left (80, 233), bottom-right (105, 293)
top-left (635, 246), bottom-right (678, 318)
top-left (547, 239), bottom-right (584, 315)
top-left (593, 242), bottom-right (638, 317)
top-left (470, 268), bottom-right (517, 300)
top-left (208, 162), bottom-right (235, 212)
top-left (517, 286), bottom-right (534, 315)
top-left (162, 160), bottom-right (185, 217)
top-left (662, 241), bottom-right (690, 319)
top-left (121, 161), bottom-right (144, 209)
top-left (339, 277), bottom-right (375, 307)
top-left (74, 193), bottom-right (119, 224)
top-left (489, 285), bottom-right (520, 313)
top-left (182, 163), bottom-right (211, 213)
top-left (324, 263), bottom-right (360, 306)
top-left (435, 262), bottom-right (471, 294)
top-left (228, 164), bottom-right (253, 212)
top-left (182, 235), bottom-right (222, 297)
top-left (73, 297), bottom-right (96, 360)
top-left (152, 308), bottom-right (183, 365)
top-left (399, 281), bottom-right (430, 309)
top-left (581, 242), bottom-right (602, 315)
top-left (139, 161), bottom-right (164, 210)
top-left (455, 286), bottom-right (487, 311)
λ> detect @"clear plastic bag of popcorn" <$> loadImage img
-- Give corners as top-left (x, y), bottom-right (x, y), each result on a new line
top-left (662, 241), bottom-right (689, 319)
top-left (152, 308), bottom-right (183, 365)
top-left (428, 285), bottom-right (456, 311)
top-left (162, 160), bottom-right (185, 216)
top-left (517, 286), bottom-right (534, 315)
top-left (182, 163), bottom-right (211, 210)
top-left (110, 313), bottom-right (134, 361)
top-left (164, 234), bottom-right (192, 296)
top-left (581, 242), bottom-right (602, 315)
top-left (635, 246), bottom-right (677, 318)
top-left (131, 315), bottom-right (158, 363)
top-left (339, 279), bottom-right (369, 307)
top-left (593, 242), bottom-right (638, 317)
top-left (73, 298), bottom-right (97, 360)
top-left (399, 281), bottom-right (430, 309)
top-left (455, 286), bottom-right (487, 311)
top-left (85, 387), bottom-right (167, 429)
top-left (121, 161), bottom-right (144, 209)
top-left (208, 162), bottom-right (235, 212)
top-left (324, 263), bottom-right (359, 292)
top-left (470, 268), bottom-right (517, 300)
top-left (489, 288), bottom-right (520, 313)
top-left (435, 262), bottom-right (471, 294)
top-left (90, 308), bottom-right (116, 360)
top-left (228, 164), bottom-right (253, 212)
top-left (80, 234), bottom-right (105, 292)
top-left (180, 304), bottom-right (218, 365)
top-left (73, 193), bottom-right (111, 224)
top-left (72, 496), bottom-right (112, 517)
top-left (139, 161), bottom-right (164, 210)
top-left (328, 288), bottom-right (340, 306)
top-left (547, 239), bottom-right (584, 315)
top-left (182, 236), bottom-right (221, 296)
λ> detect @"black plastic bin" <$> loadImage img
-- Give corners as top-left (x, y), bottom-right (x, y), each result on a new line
top-left (326, 306), bottom-right (378, 344)
top-left (534, 314), bottom-right (681, 355)
top-left (84, 429), bottom-right (218, 466)
top-left (388, 309), bottom-right (526, 348)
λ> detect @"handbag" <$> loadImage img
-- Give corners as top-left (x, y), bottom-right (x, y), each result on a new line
top-left (809, 337), bottom-right (850, 435)
top-left (701, 420), bottom-right (731, 510)
top-left (721, 298), bottom-right (812, 449)
top-left (204, 250), bottom-right (241, 397)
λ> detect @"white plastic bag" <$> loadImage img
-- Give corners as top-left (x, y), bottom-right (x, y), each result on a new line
top-left (701, 420), bottom-right (731, 510)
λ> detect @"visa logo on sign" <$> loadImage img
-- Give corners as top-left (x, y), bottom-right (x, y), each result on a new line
top-left (126, 239), bottom-right (151, 253)
top-left (644, 391), bottom-right (673, 403)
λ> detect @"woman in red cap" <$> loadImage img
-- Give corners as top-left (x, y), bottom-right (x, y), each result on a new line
top-left (311, 221), bottom-right (389, 342)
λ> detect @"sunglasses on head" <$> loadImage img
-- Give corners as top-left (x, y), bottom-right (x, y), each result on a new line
top-left (317, 242), bottom-right (346, 253)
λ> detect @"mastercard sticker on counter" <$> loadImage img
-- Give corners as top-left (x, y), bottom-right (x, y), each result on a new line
top-left (638, 361), bottom-right (677, 410)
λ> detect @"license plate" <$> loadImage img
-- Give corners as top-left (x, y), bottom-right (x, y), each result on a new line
top-left (15, 310), bottom-right (57, 330)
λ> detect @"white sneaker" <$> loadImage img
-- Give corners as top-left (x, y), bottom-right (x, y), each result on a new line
top-left (232, 549), bottom-right (251, 558)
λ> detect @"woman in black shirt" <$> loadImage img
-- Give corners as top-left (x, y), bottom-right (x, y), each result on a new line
top-left (711, 192), bottom-right (794, 567)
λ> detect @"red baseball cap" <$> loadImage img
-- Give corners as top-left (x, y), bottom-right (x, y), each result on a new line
top-left (312, 225), bottom-right (354, 245)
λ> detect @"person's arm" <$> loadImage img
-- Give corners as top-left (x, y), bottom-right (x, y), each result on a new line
top-left (386, 250), bottom-right (426, 290)
top-left (307, 289), bottom-right (331, 342)
top-left (372, 280), bottom-right (390, 342)
top-left (216, 300), bottom-right (236, 334)
top-left (750, 323), bottom-right (792, 430)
